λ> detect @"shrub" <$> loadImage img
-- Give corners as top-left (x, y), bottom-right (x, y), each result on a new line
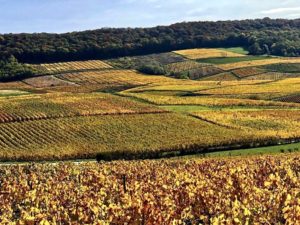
top-left (137, 63), bottom-right (166, 75)
top-left (0, 56), bottom-right (39, 81)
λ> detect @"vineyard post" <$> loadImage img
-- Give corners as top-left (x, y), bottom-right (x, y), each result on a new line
top-left (122, 174), bottom-right (127, 193)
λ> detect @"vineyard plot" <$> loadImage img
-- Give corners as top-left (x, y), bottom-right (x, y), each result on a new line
top-left (0, 154), bottom-right (300, 223)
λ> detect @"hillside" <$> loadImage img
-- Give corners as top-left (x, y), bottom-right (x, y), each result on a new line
top-left (2, 18), bottom-right (300, 63)
top-left (0, 46), bottom-right (299, 161)
top-left (1, 20), bottom-right (300, 225)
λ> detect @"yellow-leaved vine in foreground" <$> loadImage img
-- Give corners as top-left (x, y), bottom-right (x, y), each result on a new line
top-left (0, 153), bottom-right (300, 224)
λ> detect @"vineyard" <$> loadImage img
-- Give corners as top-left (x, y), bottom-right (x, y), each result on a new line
top-left (36, 60), bottom-right (112, 73)
top-left (197, 78), bottom-right (300, 96)
top-left (0, 48), bottom-right (298, 161)
top-left (0, 153), bottom-right (300, 224)
top-left (164, 61), bottom-right (209, 73)
top-left (191, 110), bottom-right (300, 139)
top-left (0, 113), bottom-right (264, 161)
top-left (232, 67), bottom-right (265, 78)
top-left (201, 72), bottom-right (238, 81)
top-left (121, 92), bottom-right (300, 107)
top-left (174, 48), bottom-right (246, 59)
top-left (242, 72), bottom-right (290, 81)
top-left (58, 70), bottom-right (177, 87)
top-left (0, 81), bottom-right (32, 91)
top-left (0, 93), bottom-right (164, 124)
top-left (0, 46), bottom-right (300, 223)
top-left (218, 58), bottom-right (300, 70)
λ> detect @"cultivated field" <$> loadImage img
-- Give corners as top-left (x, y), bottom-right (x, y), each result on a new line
top-left (1, 46), bottom-right (300, 224)
top-left (0, 93), bottom-right (164, 124)
top-left (122, 92), bottom-right (300, 107)
top-left (201, 72), bottom-right (238, 81)
top-left (198, 78), bottom-right (300, 97)
top-left (107, 52), bottom-right (186, 69)
top-left (37, 60), bottom-right (112, 73)
top-left (0, 81), bottom-right (32, 91)
top-left (0, 47), bottom-right (299, 161)
top-left (23, 75), bottom-right (78, 88)
top-left (164, 61), bottom-right (209, 73)
top-left (58, 70), bottom-right (177, 87)
top-left (191, 110), bottom-right (300, 140)
top-left (174, 48), bottom-right (246, 59)
top-left (0, 113), bottom-right (263, 161)
top-left (218, 58), bottom-right (300, 70)
top-left (1, 153), bottom-right (300, 224)
top-left (232, 67), bottom-right (265, 78)
top-left (277, 94), bottom-right (300, 103)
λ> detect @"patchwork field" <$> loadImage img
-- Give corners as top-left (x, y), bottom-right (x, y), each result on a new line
top-left (0, 47), bottom-right (298, 162)
top-left (0, 46), bottom-right (300, 224)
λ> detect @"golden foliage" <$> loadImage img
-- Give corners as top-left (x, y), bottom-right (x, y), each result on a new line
top-left (218, 58), bottom-right (300, 70)
top-left (0, 92), bottom-right (163, 123)
top-left (198, 78), bottom-right (300, 96)
top-left (0, 153), bottom-right (300, 223)
top-left (58, 70), bottom-right (177, 86)
top-left (174, 48), bottom-right (246, 59)
top-left (38, 60), bottom-right (112, 73)
top-left (192, 109), bottom-right (300, 139)
top-left (122, 92), bottom-right (299, 107)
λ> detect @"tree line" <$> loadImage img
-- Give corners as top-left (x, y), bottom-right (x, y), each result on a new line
top-left (1, 18), bottom-right (300, 64)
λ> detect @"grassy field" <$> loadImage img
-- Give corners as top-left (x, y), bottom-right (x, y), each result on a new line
top-left (0, 90), bottom-right (31, 97)
top-left (190, 142), bottom-right (300, 157)
top-left (218, 47), bottom-right (249, 54)
top-left (197, 56), bottom-right (269, 64)
top-left (262, 63), bottom-right (300, 73)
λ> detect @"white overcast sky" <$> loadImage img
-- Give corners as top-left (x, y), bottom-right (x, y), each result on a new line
top-left (0, 0), bottom-right (300, 33)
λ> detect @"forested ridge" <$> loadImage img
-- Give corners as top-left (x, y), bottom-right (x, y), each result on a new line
top-left (1, 18), bottom-right (300, 63)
